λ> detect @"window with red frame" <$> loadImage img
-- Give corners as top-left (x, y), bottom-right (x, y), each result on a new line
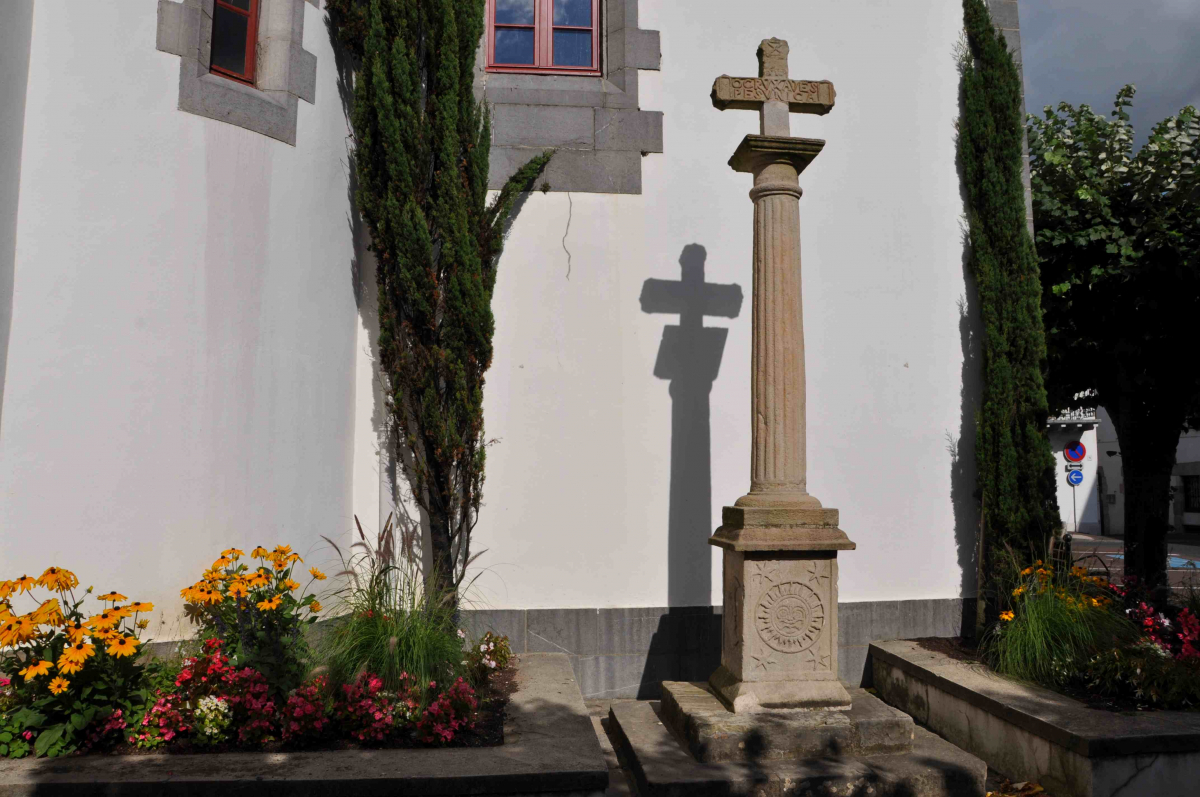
top-left (210, 0), bottom-right (260, 84)
top-left (488, 0), bottom-right (600, 74)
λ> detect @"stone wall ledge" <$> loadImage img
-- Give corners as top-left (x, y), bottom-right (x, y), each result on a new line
top-left (0, 653), bottom-right (608, 797)
top-left (872, 639), bottom-right (1200, 797)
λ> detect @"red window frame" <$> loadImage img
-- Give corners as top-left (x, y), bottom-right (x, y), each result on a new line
top-left (486, 0), bottom-right (601, 76)
top-left (209, 0), bottom-right (260, 85)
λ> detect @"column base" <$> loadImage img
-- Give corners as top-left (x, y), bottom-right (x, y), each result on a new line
top-left (709, 664), bottom-right (853, 713)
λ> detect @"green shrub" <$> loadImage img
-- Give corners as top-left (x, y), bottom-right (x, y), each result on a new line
top-left (465, 632), bottom-right (511, 688)
top-left (319, 516), bottom-right (464, 695)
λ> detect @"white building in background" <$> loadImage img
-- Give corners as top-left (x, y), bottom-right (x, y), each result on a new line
top-left (0, 0), bottom-right (1030, 696)
top-left (1048, 408), bottom-right (1102, 536)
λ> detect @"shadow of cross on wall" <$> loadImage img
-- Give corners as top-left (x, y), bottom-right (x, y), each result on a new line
top-left (640, 245), bottom-right (743, 607)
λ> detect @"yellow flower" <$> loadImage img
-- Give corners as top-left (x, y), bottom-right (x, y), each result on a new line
top-left (37, 567), bottom-right (79, 592)
top-left (12, 575), bottom-right (37, 594)
top-left (110, 605), bottom-right (134, 619)
top-left (251, 546), bottom-right (270, 559)
top-left (1000, 611), bottom-right (1015, 622)
top-left (61, 641), bottom-right (96, 665)
top-left (282, 579), bottom-right (300, 592)
top-left (106, 636), bottom-right (139, 658)
top-left (273, 544), bottom-right (293, 556)
top-left (126, 601), bottom-right (154, 614)
top-left (32, 599), bottom-right (65, 627)
top-left (309, 600), bottom-right (322, 613)
top-left (57, 659), bottom-right (83, 676)
top-left (87, 610), bottom-right (121, 630)
top-left (137, 619), bottom-right (150, 630)
top-left (202, 569), bottom-right (226, 583)
top-left (222, 548), bottom-right (245, 560)
top-left (1012, 586), bottom-right (1026, 597)
top-left (48, 676), bottom-right (70, 695)
top-left (0, 581), bottom-right (13, 600)
top-left (0, 602), bottom-right (11, 623)
top-left (248, 571), bottom-right (271, 588)
top-left (228, 582), bottom-right (249, 598)
top-left (273, 558), bottom-right (288, 572)
top-left (3, 616), bottom-right (39, 644)
top-left (309, 567), bottom-right (327, 581)
top-left (256, 595), bottom-right (282, 611)
top-left (96, 592), bottom-right (127, 602)
top-left (19, 660), bottom-right (52, 680)
top-left (287, 553), bottom-right (303, 565)
top-left (64, 620), bottom-right (87, 644)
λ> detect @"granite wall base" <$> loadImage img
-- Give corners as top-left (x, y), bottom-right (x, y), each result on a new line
top-left (460, 598), bottom-right (968, 700)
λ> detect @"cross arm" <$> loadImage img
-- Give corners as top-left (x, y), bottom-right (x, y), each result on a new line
top-left (711, 76), bottom-right (836, 115)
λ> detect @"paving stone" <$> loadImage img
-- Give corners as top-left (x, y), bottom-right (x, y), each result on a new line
top-left (576, 653), bottom-right (679, 699)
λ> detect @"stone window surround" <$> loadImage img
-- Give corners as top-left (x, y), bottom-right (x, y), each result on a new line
top-left (479, 0), bottom-right (663, 195)
top-left (156, 0), bottom-right (318, 146)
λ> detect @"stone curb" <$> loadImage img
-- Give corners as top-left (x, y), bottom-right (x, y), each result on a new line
top-left (0, 653), bottom-right (608, 797)
top-left (870, 639), bottom-right (1200, 758)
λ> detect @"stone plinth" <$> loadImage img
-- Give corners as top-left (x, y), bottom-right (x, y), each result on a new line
top-left (660, 681), bottom-right (914, 764)
top-left (708, 510), bottom-right (855, 712)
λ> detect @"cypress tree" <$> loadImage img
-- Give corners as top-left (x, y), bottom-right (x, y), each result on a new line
top-left (960, 0), bottom-right (1061, 623)
top-left (328, 0), bottom-right (551, 597)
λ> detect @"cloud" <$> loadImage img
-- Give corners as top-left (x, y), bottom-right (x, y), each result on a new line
top-left (1019, 0), bottom-right (1200, 143)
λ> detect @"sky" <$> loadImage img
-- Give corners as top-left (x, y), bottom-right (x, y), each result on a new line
top-left (1019, 0), bottom-right (1200, 144)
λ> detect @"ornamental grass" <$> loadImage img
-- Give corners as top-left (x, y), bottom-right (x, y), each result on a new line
top-left (318, 515), bottom-right (465, 695)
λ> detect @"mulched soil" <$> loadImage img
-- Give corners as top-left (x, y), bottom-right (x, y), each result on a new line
top-left (110, 667), bottom-right (517, 756)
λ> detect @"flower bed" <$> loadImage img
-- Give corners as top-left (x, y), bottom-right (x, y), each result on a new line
top-left (1, 546), bottom-right (514, 760)
top-left (981, 557), bottom-right (1200, 710)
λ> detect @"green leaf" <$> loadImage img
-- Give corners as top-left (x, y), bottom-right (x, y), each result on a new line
top-left (0, 732), bottom-right (12, 743)
top-left (69, 713), bottom-right (87, 731)
top-left (33, 725), bottom-right (63, 758)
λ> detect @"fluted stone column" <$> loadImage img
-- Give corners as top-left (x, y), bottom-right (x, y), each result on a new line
top-left (706, 138), bottom-right (855, 713)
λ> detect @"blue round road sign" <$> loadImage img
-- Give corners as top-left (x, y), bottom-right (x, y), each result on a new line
top-left (1067, 470), bottom-right (1084, 486)
top-left (1064, 441), bottom-right (1086, 463)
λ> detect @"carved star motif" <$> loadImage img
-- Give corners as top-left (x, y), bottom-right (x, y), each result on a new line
top-left (751, 652), bottom-right (778, 673)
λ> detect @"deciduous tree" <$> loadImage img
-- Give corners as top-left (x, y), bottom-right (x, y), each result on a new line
top-left (1029, 86), bottom-right (1200, 588)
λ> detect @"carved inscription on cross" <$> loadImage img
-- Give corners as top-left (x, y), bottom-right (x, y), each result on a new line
top-left (711, 38), bottom-right (835, 137)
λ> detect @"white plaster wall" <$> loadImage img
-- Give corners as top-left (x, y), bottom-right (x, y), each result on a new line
top-left (365, 0), bottom-right (972, 609)
top-left (0, 2), bottom-right (358, 634)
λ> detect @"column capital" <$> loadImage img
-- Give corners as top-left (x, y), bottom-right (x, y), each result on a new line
top-left (728, 134), bottom-right (826, 175)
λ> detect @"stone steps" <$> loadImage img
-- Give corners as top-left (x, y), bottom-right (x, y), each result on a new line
top-left (607, 685), bottom-right (987, 797)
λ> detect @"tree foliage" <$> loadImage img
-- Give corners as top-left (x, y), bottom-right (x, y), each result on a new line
top-left (960, 0), bottom-right (1062, 619)
top-left (327, 0), bottom-right (551, 596)
top-left (1029, 86), bottom-right (1200, 587)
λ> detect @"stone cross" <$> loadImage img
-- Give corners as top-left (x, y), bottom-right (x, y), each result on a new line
top-left (703, 38), bottom-right (856, 715)
top-left (711, 38), bottom-right (835, 137)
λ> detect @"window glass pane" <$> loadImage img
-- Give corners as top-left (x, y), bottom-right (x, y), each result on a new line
top-left (211, 5), bottom-right (249, 75)
top-left (223, 0), bottom-right (252, 11)
top-left (495, 28), bottom-right (535, 64)
top-left (495, 0), bottom-right (534, 25)
top-left (554, 0), bottom-right (592, 27)
top-left (553, 29), bottom-right (591, 67)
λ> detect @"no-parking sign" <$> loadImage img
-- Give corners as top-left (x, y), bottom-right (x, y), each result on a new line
top-left (1064, 441), bottom-right (1086, 463)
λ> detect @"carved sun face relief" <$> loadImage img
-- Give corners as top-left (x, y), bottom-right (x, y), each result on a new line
top-left (755, 581), bottom-right (825, 654)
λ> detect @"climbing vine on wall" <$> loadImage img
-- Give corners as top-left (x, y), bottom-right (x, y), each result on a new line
top-left (328, 0), bottom-right (551, 597)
